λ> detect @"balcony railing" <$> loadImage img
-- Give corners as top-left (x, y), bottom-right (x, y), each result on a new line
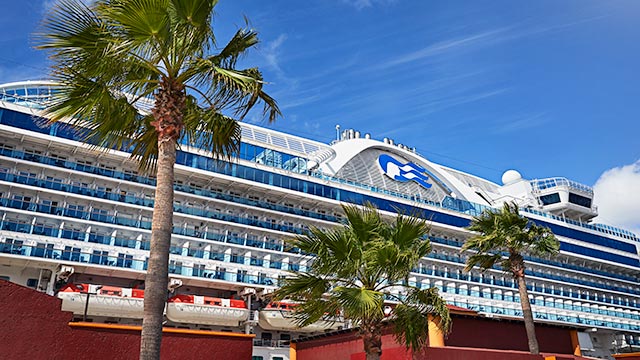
top-left (253, 339), bottom-right (290, 348)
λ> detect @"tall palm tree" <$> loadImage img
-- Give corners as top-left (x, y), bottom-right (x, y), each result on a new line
top-left (275, 204), bottom-right (451, 360)
top-left (461, 202), bottom-right (559, 354)
top-left (35, 1), bottom-right (279, 358)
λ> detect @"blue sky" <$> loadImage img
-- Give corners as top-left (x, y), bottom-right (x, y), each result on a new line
top-left (0, 0), bottom-right (638, 232)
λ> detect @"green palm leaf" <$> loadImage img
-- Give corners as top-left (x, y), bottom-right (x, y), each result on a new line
top-left (274, 204), bottom-right (450, 358)
top-left (462, 201), bottom-right (559, 354)
top-left (35, 1), bottom-right (279, 358)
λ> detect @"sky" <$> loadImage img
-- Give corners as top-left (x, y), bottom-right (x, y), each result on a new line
top-left (0, 0), bottom-right (638, 233)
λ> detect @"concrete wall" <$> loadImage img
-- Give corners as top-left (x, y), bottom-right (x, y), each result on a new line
top-left (0, 280), bottom-right (253, 360)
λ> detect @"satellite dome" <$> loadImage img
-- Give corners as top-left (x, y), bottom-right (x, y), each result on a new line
top-left (501, 170), bottom-right (522, 185)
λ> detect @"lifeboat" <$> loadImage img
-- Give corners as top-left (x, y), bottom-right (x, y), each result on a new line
top-left (58, 283), bottom-right (144, 319)
top-left (166, 294), bottom-right (249, 327)
top-left (258, 301), bottom-right (344, 333)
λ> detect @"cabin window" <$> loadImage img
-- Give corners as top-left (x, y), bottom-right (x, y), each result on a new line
top-left (569, 193), bottom-right (592, 208)
top-left (539, 193), bottom-right (560, 205)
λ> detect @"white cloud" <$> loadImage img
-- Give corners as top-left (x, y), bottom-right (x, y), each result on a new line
top-left (593, 160), bottom-right (640, 235)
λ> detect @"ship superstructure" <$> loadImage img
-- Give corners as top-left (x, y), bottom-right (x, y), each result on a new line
top-left (0, 81), bottom-right (638, 359)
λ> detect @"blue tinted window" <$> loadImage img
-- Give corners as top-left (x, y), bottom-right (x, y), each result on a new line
top-left (569, 193), bottom-right (592, 208)
top-left (0, 109), bottom-right (49, 134)
top-left (560, 242), bottom-right (639, 267)
top-left (540, 193), bottom-right (561, 205)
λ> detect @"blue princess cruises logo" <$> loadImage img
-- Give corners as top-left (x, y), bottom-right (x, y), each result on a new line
top-left (377, 154), bottom-right (432, 189)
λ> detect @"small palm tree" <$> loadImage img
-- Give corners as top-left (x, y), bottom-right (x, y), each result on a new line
top-left (35, 1), bottom-right (279, 359)
top-left (275, 204), bottom-right (451, 360)
top-left (461, 202), bottom-right (559, 354)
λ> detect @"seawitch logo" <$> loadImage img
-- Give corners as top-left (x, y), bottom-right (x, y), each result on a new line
top-left (377, 154), bottom-right (432, 189)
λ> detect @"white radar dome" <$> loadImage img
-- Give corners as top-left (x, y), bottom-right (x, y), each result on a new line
top-left (501, 170), bottom-right (522, 185)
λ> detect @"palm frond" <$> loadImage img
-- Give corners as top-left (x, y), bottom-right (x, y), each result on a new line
top-left (274, 273), bottom-right (330, 302)
top-left (209, 28), bottom-right (258, 70)
top-left (392, 305), bottom-right (430, 352)
top-left (393, 286), bottom-right (451, 352)
top-left (334, 286), bottom-right (384, 320)
top-left (463, 253), bottom-right (502, 272)
top-left (180, 97), bottom-right (241, 160)
top-left (463, 201), bottom-right (560, 275)
top-left (527, 225), bottom-right (560, 256)
top-left (290, 225), bottom-right (362, 279)
top-left (293, 297), bottom-right (342, 327)
top-left (37, 0), bottom-right (278, 170)
top-left (341, 203), bottom-right (382, 246)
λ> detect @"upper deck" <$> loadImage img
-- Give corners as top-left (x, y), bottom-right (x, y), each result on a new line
top-left (0, 81), bottom-right (636, 244)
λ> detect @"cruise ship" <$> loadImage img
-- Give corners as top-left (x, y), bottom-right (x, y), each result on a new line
top-left (0, 80), bottom-right (638, 359)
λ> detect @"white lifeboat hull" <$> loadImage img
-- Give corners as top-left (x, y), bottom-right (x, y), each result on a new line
top-left (258, 310), bottom-right (343, 333)
top-left (166, 303), bottom-right (249, 326)
top-left (58, 291), bottom-right (144, 319)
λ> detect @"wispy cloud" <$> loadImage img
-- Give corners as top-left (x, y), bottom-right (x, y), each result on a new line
top-left (375, 88), bottom-right (509, 138)
top-left (491, 112), bottom-right (549, 134)
top-left (261, 34), bottom-right (288, 78)
top-left (341, 0), bottom-right (397, 11)
top-left (366, 15), bottom-right (607, 73)
top-left (369, 28), bottom-right (512, 71)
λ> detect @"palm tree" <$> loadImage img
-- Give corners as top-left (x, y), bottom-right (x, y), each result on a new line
top-left (461, 202), bottom-right (559, 354)
top-left (275, 204), bottom-right (451, 360)
top-left (35, 1), bottom-right (279, 358)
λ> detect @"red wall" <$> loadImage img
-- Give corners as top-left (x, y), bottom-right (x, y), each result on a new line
top-left (0, 280), bottom-right (253, 360)
top-left (297, 331), bottom-right (413, 360)
top-left (613, 355), bottom-right (640, 360)
top-left (426, 346), bottom-right (549, 360)
top-left (295, 315), bottom-right (586, 360)
top-left (446, 315), bottom-right (574, 354)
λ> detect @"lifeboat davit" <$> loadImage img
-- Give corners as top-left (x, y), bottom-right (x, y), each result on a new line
top-left (58, 283), bottom-right (144, 319)
top-left (166, 294), bottom-right (249, 327)
top-left (258, 301), bottom-right (344, 333)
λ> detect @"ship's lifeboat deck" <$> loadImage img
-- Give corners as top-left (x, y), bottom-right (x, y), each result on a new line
top-left (58, 283), bottom-right (248, 327)
top-left (258, 301), bottom-right (344, 333)
top-left (166, 294), bottom-right (249, 326)
top-left (58, 284), bottom-right (145, 319)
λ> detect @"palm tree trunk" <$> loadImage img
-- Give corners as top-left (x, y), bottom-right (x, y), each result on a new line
top-left (139, 137), bottom-right (175, 359)
top-left (516, 274), bottom-right (539, 354)
top-left (140, 79), bottom-right (184, 360)
top-left (362, 324), bottom-right (382, 360)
